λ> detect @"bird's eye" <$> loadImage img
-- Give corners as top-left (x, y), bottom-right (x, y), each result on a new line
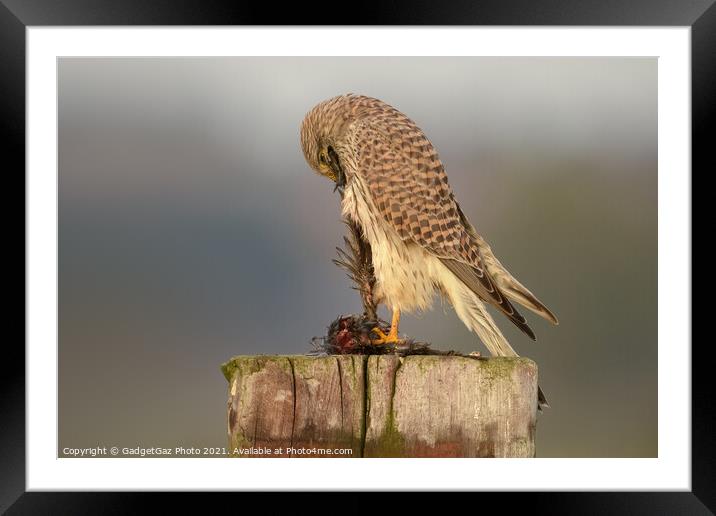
top-left (319, 152), bottom-right (327, 164)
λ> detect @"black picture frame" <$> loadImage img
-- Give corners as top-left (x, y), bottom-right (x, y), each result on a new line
top-left (4, 0), bottom-right (709, 512)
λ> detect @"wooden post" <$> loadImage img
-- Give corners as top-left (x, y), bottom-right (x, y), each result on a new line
top-left (221, 355), bottom-right (538, 458)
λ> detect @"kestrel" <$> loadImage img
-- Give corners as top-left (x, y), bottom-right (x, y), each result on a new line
top-left (300, 94), bottom-right (558, 405)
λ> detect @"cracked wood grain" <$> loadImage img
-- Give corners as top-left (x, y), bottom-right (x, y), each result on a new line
top-left (222, 355), bottom-right (538, 458)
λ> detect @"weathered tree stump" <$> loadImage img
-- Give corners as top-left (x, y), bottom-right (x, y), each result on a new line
top-left (221, 355), bottom-right (538, 458)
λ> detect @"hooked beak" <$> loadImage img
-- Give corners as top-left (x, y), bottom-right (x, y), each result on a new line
top-left (333, 165), bottom-right (346, 193)
top-left (328, 147), bottom-right (346, 193)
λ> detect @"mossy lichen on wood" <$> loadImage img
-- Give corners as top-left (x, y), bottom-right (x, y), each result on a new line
top-left (223, 354), bottom-right (538, 458)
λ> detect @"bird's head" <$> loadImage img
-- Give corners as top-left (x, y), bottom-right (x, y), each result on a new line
top-left (300, 96), bottom-right (351, 190)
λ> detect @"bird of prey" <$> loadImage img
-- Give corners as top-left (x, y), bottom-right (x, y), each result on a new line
top-left (300, 94), bottom-right (558, 400)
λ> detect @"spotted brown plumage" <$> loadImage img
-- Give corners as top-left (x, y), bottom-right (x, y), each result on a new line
top-left (346, 116), bottom-right (537, 340)
top-left (301, 94), bottom-right (558, 409)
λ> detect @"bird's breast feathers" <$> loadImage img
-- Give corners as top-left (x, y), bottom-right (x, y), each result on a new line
top-left (341, 172), bottom-right (447, 314)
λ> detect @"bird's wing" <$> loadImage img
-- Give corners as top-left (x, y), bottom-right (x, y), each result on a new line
top-left (345, 117), bottom-right (536, 340)
top-left (455, 204), bottom-right (559, 325)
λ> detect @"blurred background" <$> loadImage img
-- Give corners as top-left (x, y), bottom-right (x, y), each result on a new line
top-left (58, 57), bottom-right (656, 457)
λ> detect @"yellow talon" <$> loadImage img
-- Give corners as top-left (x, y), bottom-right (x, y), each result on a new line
top-left (371, 309), bottom-right (401, 345)
top-left (371, 327), bottom-right (400, 344)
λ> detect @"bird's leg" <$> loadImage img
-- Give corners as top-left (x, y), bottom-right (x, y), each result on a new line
top-left (371, 308), bottom-right (401, 345)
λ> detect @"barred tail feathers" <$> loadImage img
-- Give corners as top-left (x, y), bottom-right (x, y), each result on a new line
top-left (443, 273), bottom-right (549, 411)
top-left (449, 280), bottom-right (517, 358)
